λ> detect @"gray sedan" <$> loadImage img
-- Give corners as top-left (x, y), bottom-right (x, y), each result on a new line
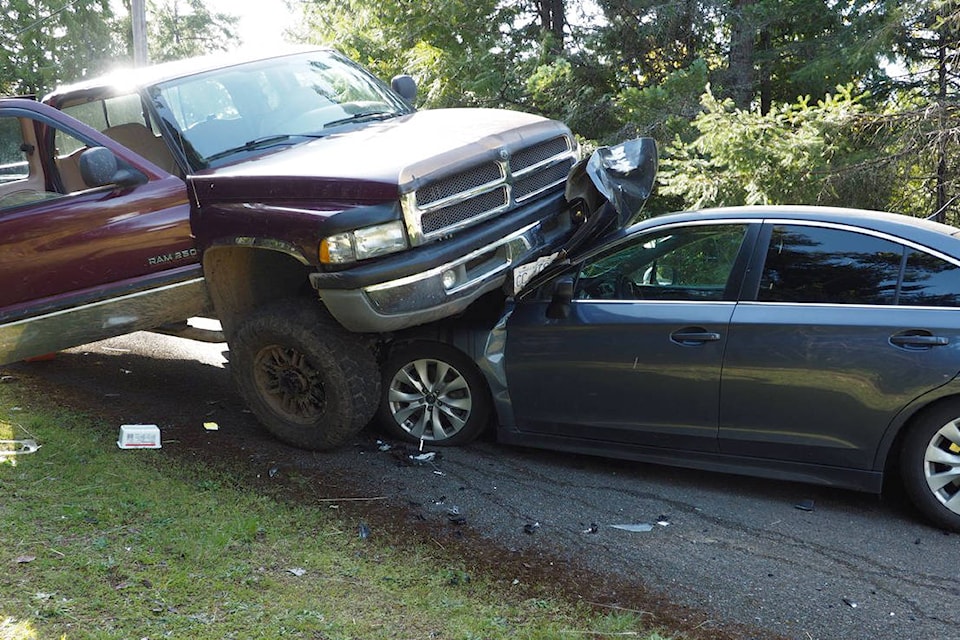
top-left (377, 206), bottom-right (960, 532)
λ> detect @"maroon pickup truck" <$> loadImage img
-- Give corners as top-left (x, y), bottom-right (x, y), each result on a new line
top-left (0, 48), bottom-right (579, 449)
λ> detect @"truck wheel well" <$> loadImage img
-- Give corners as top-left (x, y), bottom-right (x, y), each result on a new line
top-left (203, 246), bottom-right (315, 340)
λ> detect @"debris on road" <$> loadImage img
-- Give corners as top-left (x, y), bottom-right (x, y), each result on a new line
top-left (377, 440), bottom-right (392, 451)
top-left (794, 499), bottom-right (816, 512)
top-left (0, 375), bottom-right (17, 384)
top-left (656, 515), bottom-right (671, 527)
top-left (842, 597), bottom-right (858, 608)
top-left (410, 451), bottom-right (437, 464)
top-left (583, 523), bottom-right (599, 534)
top-left (203, 421), bottom-right (219, 431)
top-left (358, 522), bottom-right (371, 539)
top-left (611, 523), bottom-right (654, 533)
top-left (447, 506), bottom-right (466, 525)
top-left (523, 522), bottom-right (541, 535)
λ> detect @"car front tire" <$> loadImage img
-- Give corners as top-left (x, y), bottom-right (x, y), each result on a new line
top-left (378, 341), bottom-right (490, 446)
top-left (900, 400), bottom-right (960, 532)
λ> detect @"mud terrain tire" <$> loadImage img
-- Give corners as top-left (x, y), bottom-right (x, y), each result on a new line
top-left (231, 299), bottom-right (378, 450)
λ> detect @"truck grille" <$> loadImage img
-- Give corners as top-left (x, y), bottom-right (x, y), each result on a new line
top-left (403, 134), bottom-right (577, 245)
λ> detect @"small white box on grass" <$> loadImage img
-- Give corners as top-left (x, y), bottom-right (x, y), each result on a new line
top-left (117, 424), bottom-right (161, 449)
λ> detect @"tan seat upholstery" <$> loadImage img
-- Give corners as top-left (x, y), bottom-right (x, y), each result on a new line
top-left (102, 123), bottom-right (180, 176)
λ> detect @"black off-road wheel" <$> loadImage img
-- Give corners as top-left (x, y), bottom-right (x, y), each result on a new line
top-left (377, 341), bottom-right (491, 446)
top-left (900, 399), bottom-right (960, 532)
top-left (231, 300), bottom-right (379, 450)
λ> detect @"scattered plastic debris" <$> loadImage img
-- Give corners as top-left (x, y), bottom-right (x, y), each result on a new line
top-left (447, 507), bottom-right (466, 525)
top-left (15, 555), bottom-right (35, 564)
top-left (410, 451), bottom-right (436, 464)
top-left (358, 522), bottom-right (371, 539)
top-left (268, 465), bottom-right (280, 479)
top-left (0, 375), bottom-right (17, 383)
top-left (611, 523), bottom-right (654, 533)
top-left (656, 515), bottom-right (671, 527)
top-left (842, 597), bottom-right (858, 608)
top-left (523, 522), bottom-right (541, 535)
top-left (0, 440), bottom-right (39, 456)
top-left (794, 499), bottom-right (815, 512)
top-left (582, 523), bottom-right (599, 534)
top-left (117, 424), bottom-right (161, 449)
top-left (287, 568), bottom-right (306, 577)
top-left (203, 422), bottom-right (219, 431)
top-left (377, 440), bottom-right (392, 452)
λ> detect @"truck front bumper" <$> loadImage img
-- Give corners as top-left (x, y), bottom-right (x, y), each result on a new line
top-left (310, 192), bottom-right (570, 332)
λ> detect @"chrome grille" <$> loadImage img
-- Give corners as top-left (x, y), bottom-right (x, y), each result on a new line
top-left (404, 134), bottom-right (576, 245)
top-left (421, 187), bottom-right (509, 235)
top-left (416, 163), bottom-right (502, 207)
top-left (514, 158), bottom-right (575, 202)
top-left (512, 137), bottom-right (571, 172)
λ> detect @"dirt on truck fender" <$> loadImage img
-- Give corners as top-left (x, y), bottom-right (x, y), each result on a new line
top-left (1, 47), bottom-right (580, 450)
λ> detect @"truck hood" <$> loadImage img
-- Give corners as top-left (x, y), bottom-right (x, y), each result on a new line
top-left (190, 108), bottom-right (569, 205)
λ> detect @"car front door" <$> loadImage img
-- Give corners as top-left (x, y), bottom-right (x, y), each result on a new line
top-left (505, 221), bottom-right (756, 451)
top-left (720, 222), bottom-right (960, 469)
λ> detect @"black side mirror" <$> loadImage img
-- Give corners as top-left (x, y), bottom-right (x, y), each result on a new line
top-left (391, 74), bottom-right (417, 104)
top-left (546, 276), bottom-right (574, 319)
top-left (78, 146), bottom-right (147, 189)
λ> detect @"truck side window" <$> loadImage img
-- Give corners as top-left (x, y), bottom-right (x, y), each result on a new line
top-left (0, 115), bottom-right (58, 209)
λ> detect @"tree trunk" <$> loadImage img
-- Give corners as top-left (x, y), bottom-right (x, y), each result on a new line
top-left (536, 0), bottom-right (565, 54)
top-left (936, 28), bottom-right (948, 223)
top-left (728, 0), bottom-right (756, 110)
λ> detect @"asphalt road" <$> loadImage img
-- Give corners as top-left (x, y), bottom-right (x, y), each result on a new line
top-left (4, 331), bottom-right (958, 640)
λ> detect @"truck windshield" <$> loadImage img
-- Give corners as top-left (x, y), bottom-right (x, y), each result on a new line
top-left (149, 50), bottom-right (412, 169)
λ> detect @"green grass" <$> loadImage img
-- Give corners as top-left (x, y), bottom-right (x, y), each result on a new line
top-left (0, 385), bottom-right (670, 640)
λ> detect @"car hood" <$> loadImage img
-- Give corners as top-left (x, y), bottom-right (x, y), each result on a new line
top-left (189, 108), bottom-right (569, 206)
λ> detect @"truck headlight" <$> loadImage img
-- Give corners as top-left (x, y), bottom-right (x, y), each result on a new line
top-left (321, 221), bottom-right (408, 264)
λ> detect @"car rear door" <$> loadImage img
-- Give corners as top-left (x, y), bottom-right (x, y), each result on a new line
top-left (720, 221), bottom-right (960, 469)
top-left (504, 220), bottom-right (757, 451)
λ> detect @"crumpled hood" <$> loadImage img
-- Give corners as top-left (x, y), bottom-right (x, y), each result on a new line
top-left (190, 108), bottom-right (569, 206)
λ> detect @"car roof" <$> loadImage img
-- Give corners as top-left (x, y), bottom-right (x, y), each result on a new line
top-left (44, 45), bottom-right (328, 104)
top-left (627, 205), bottom-right (960, 252)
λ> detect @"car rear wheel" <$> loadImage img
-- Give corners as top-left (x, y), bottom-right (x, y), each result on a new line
top-left (378, 341), bottom-right (490, 446)
top-left (231, 299), bottom-right (379, 450)
top-left (900, 400), bottom-right (960, 532)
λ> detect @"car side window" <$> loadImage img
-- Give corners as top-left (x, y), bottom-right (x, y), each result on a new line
top-left (576, 224), bottom-right (748, 301)
top-left (758, 225), bottom-right (902, 305)
top-left (900, 250), bottom-right (960, 307)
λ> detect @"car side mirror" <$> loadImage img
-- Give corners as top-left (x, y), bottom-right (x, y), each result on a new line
top-left (391, 74), bottom-right (417, 104)
top-left (78, 146), bottom-right (147, 189)
top-left (546, 276), bottom-right (574, 320)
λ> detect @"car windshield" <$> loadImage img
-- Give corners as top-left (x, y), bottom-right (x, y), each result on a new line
top-left (148, 50), bottom-right (412, 169)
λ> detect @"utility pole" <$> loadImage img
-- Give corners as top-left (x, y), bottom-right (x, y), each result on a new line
top-left (132, 0), bottom-right (148, 66)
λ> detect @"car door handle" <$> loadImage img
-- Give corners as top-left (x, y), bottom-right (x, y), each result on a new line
top-left (670, 327), bottom-right (721, 346)
top-left (889, 331), bottom-right (950, 350)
